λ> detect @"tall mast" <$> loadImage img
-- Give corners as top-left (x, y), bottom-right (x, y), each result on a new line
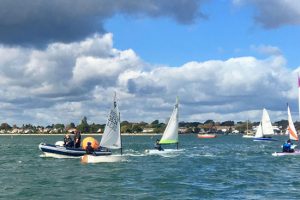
top-left (298, 74), bottom-right (300, 121)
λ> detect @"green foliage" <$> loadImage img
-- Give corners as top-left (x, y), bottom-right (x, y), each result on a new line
top-left (151, 120), bottom-right (159, 125)
top-left (221, 121), bottom-right (235, 126)
top-left (121, 125), bottom-right (132, 133)
top-left (132, 124), bottom-right (143, 133)
top-left (54, 124), bottom-right (65, 129)
top-left (204, 120), bottom-right (215, 125)
top-left (0, 123), bottom-right (11, 130)
top-left (77, 116), bottom-right (89, 133)
top-left (89, 123), bottom-right (105, 133)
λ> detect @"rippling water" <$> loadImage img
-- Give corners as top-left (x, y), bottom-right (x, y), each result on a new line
top-left (0, 135), bottom-right (300, 199)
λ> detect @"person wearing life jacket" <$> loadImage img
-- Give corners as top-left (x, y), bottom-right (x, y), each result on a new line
top-left (154, 139), bottom-right (164, 151)
top-left (73, 130), bottom-right (81, 148)
top-left (64, 134), bottom-right (74, 148)
top-left (85, 142), bottom-right (95, 155)
top-left (282, 139), bottom-right (294, 153)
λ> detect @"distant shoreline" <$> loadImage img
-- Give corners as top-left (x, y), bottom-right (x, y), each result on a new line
top-left (0, 133), bottom-right (164, 136)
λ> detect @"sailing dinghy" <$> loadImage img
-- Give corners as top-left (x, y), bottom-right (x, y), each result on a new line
top-left (272, 104), bottom-right (299, 156)
top-left (81, 92), bottom-right (122, 163)
top-left (253, 108), bottom-right (277, 141)
top-left (146, 97), bottom-right (179, 155)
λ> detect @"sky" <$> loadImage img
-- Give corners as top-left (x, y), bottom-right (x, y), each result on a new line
top-left (1, 0), bottom-right (300, 126)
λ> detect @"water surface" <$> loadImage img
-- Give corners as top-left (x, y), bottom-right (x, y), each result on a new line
top-left (0, 135), bottom-right (299, 199)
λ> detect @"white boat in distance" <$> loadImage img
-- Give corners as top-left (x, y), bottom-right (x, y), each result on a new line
top-left (253, 108), bottom-right (277, 141)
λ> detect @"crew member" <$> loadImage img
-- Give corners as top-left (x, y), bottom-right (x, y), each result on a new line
top-left (73, 130), bottom-right (81, 148)
top-left (64, 134), bottom-right (74, 147)
top-left (154, 139), bottom-right (164, 151)
top-left (85, 142), bottom-right (95, 155)
top-left (282, 139), bottom-right (295, 153)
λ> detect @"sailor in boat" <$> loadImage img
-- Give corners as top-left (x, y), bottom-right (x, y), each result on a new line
top-left (85, 142), bottom-right (96, 155)
top-left (63, 134), bottom-right (74, 147)
top-left (154, 139), bottom-right (164, 151)
top-left (282, 139), bottom-right (295, 153)
top-left (73, 130), bottom-right (82, 148)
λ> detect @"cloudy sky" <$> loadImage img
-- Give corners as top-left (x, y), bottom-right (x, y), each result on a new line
top-left (1, 0), bottom-right (300, 126)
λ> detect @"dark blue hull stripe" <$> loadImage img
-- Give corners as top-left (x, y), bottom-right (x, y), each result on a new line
top-left (39, 143), bottom-right (112, 157)
top-left (253, 138), bottom-right (277, 141)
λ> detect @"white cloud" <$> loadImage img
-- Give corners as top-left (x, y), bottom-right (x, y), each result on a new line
top-left (0, 33), bottom-right (299, 125)
top-left (250, 44), bottom-right (282, 56)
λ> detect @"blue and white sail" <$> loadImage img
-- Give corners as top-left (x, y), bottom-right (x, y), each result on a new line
top-left (100, 92), bottom-right (121, 149)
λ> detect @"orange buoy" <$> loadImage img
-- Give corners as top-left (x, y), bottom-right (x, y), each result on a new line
top-left (82, 137), bottom-right (99, 150)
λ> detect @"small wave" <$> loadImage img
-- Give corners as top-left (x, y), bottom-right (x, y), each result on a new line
top-left (122, 153), bottom-right (147, 157)
top-left (144, 149), bottom-right (184, 157)
top-left (186, 153), bottom-right (216, 158)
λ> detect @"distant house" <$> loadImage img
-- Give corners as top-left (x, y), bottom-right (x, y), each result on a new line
top-left (43, 128), bottom-right (50, 133)
top-left (179, 127), bottom-right (189, 134)
top-left (24, 129), bottom-right (33, 134)
top-left (67, 128), bottom-right (77, 133)
top-left (0, 129), bottom-right (6, 134)
top-left (142, 128), bottom-right (154, 133)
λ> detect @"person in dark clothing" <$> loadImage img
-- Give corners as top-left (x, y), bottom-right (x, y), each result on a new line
top-left (154, 139), bottom-right (164, 151)
top-left (64, 134), bottom-right (74, 147)
top-left (282, 139), bottom-right (295, 153)
top-left (85, 142), bottom-right (95, 155)
top-left (73, 131), bottom-right (81, 148)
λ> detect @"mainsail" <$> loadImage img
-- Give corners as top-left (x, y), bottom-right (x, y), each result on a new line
top-left (255, 108), bottom-right (274, 138)
top-left (287, 104), bottom-right (299, 141)
top-left (100, 92), bottom-right (121, 149)
top-left (159, 97), bottom-right (179, 144)
top-left (298, 74), bottom-right (300, 121)
top-left (255, 124), bottom-right (263, 138)
top-left (261, 108), bottom-right (274, 136)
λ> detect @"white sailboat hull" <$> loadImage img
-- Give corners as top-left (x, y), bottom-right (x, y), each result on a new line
top-left (145, 149), bottom-right (182, 155)
top-left (272, 150), bottom-right (300, 156)
top-left (242, 135), bottom-right (255, 138)
top-left (40, 152), bottom-right (80, 159)
top-left (81, 154), bottom-right (123, 163)
top-left (253, 137), bottom-right (277, 141)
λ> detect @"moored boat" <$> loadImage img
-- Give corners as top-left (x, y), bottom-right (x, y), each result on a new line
top-left (253, 108), bottom-right (277, 141)
top-left (242, 135), bottom-right (254, 138)
top-left (197, 134), bottom-right (216, 138)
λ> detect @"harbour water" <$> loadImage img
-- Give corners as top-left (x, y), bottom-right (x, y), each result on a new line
top-left (1, 135), bottom-right (300, 199)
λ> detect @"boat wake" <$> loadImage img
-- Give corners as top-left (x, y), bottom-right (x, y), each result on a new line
top-left (81, 155), bottom-right (126, 163)
top-left (144, 149), bottom-right (184, 157)
top-left (39, 153), bottom-right (79, 159)
top-left (187, 153), bottom-right (216, 158)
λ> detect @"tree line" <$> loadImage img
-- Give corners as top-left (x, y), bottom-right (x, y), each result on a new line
top-left (0, 117), bottom-right (297, 134)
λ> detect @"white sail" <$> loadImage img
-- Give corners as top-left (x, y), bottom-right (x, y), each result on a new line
top-left (261, 108), bottom-right (274, 136)
top-left (100, 92), bottom-right (121, 149)
top-left (255, 108), bottom-right (274, 138)
top-left (287, 105), bottom-right (299, 141)
top-left (159, 97), bottom-right (179, 144)
top-left (254, 123), bottom-right (263, 138)
top-left (298, 75), bottom-right (300, 121)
